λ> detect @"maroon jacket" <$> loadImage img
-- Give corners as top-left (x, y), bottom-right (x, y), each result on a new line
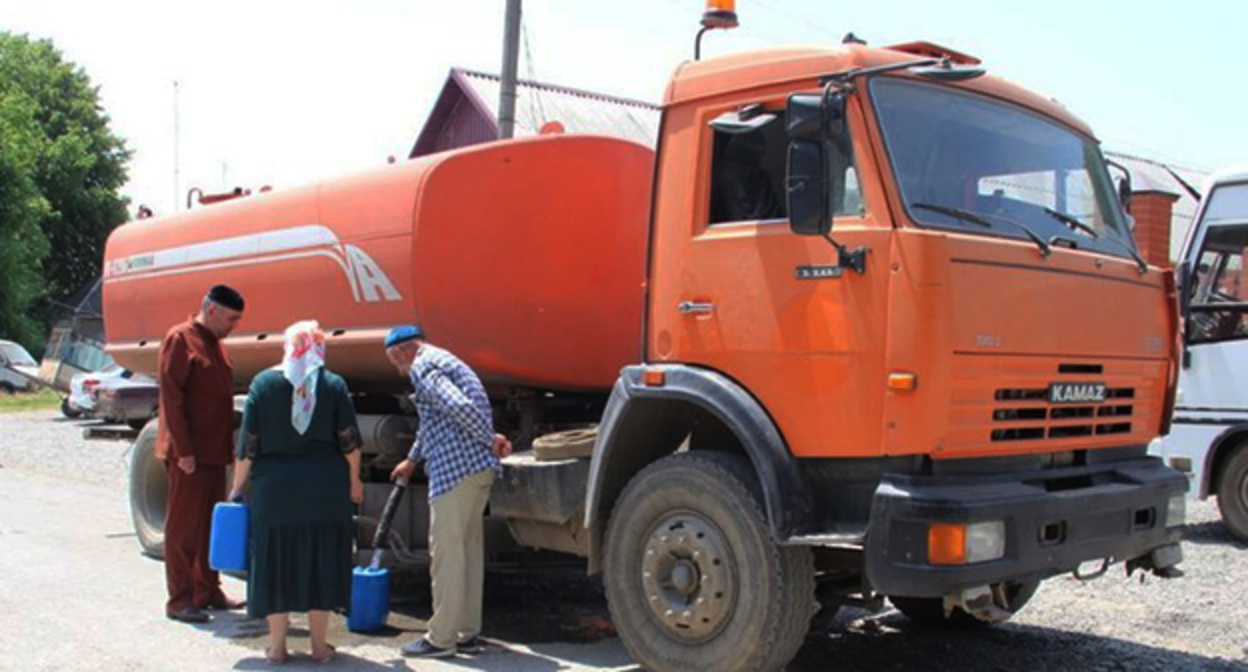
top-left (156, 318), bottom-right (235, 465)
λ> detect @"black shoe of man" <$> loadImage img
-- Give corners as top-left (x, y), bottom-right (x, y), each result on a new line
top-left (167, 606), bottom-right (211, 624)
top-left (457, 637), bottom-right (486, 655)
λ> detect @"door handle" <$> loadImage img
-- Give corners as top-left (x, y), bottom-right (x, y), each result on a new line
top-left (678, 301), bottom-right (715, 315)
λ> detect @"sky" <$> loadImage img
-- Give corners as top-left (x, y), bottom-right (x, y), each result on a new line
top-left (1, 0), bottom-right (1243, 218)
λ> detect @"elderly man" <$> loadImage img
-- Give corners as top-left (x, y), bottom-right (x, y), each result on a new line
top-left (385, 325), bottom-right (511, 659)
top-left (158, 285), bottom-right (247, 623)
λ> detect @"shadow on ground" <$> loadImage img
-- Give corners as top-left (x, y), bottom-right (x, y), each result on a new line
top-left (792, 607), bottom-right (1247, 672)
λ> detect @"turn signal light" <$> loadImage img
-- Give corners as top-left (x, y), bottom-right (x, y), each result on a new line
top-left (887, 372), bottom-right (918, 391)
top-left (642, 369), bottom-right (666, 387)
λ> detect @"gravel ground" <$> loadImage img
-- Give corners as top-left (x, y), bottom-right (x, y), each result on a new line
top-left (1, 408), bottom-right (1245, 671)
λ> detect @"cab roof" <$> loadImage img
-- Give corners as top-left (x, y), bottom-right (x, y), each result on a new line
top-left (667, 42), bottom-right (1095, 139)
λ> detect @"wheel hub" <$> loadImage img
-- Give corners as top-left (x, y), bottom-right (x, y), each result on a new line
top-left (641, 512), bottom-right (735, 642)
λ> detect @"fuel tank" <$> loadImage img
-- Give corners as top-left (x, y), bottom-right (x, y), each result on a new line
top-left (103, 135), bottom-right (654, 393)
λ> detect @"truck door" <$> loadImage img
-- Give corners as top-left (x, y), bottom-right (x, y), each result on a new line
top-left (648, 98), bottom-right (893, 458)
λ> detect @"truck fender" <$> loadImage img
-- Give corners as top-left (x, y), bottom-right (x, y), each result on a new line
top-left (583, 364), bottom-right (812, 572)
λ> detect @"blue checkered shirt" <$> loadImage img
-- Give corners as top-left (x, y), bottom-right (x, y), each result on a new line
top-left (406, 344), bottom-right (501, 500)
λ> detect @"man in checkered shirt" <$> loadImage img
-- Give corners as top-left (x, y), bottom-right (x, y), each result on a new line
top-left (385, 325), bottom-right (512, 659)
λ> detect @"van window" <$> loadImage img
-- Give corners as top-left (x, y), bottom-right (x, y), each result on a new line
top-left (707, 112), bottom-right (863, 225)
top-left (1189, 224), bottom-right (1248, 344)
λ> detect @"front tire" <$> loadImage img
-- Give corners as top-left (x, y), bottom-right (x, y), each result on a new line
top-left (1217, 444), bottom-right (1248, 543)
top-left (604, 452), bottom-right (814, 672)
top-left (128, 419), bottom-right (166, 558)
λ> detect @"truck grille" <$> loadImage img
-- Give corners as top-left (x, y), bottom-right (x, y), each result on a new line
top-left (990, 384), bottom-right (1134, 442)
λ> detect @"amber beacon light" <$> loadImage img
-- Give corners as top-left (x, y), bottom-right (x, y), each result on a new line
top-left (701, 0), bottom-right (739, 29)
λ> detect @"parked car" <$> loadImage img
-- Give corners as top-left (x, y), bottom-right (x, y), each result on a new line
top-left (91, 373), bottom-right (158, 430)
top-left (64, 366), bottom-right (131, 418)
top-left (0, 340), bottom-right (40, 394)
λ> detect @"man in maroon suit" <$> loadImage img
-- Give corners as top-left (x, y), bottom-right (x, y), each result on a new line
top-left (158, 285), bottom-right (247, 623)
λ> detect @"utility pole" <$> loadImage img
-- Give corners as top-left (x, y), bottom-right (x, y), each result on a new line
top-left (173, 80), bottom-right (181, 212)
top-left (498, 0), bottom-right (522, 140)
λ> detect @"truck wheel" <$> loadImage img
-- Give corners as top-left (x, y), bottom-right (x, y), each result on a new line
top-left (128, 419), bottom-right (166, 558)
top-left (604, 452), bottom-right (814, 672)
top-left (60, 397), bottom-right (83, 419)
top-left (890, 579), bottom-right (1040, 627)
top-left (1217, 444), bottom-right (1248, 543)
top-left (0, 382), bottom-right (15, 395)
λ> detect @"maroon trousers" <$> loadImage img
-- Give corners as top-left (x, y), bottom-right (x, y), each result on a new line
top-left (165, 463), bottom-right (227, 611)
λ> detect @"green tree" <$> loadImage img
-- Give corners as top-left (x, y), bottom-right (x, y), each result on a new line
top-left (0, 89), bottom-right (50, 344)
top-left (0, 32), bottom-right (130, 349)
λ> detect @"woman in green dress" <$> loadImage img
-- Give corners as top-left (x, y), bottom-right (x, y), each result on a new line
top-left (229, 320), bottom-right (364, 664)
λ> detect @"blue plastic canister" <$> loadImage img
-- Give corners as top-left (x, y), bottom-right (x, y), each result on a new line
top-left (208, 502), bottom-right (249, 572)
top-left (348, 566), bottom-right (390, 633)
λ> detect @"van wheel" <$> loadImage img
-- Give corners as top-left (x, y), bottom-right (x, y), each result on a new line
top-left (1217, 444), bottom-right (1248, 543)
top-left (890, 580), bottom-right (1040, 627)
top-left (61, 397), bottom-right (83, 419)
top-left (0, 382), bottom-right (15, 395)
top-left (604, 452), bottom-right (814, 672)
top-left (129, 420), bottom-right (166, 558)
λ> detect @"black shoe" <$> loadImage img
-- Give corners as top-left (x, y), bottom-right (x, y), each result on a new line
top-left (166, 606), bottom-right (210, 624)
top-left (457, 636), bottom-right (485, 655)
top-left (400, 638), bottom-right (454, 658)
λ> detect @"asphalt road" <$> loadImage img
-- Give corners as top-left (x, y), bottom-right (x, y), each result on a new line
top-left (1, 409), bottom-right (1245, 671)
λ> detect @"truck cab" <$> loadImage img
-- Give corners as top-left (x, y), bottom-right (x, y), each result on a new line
top-left (1155, 166), bottom-right (1248, 542)
top-left (584, 41), bottom-right (1186, 671)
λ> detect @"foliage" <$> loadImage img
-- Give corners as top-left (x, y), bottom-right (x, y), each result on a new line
top-left (0, 32), bottom-right (130, 350)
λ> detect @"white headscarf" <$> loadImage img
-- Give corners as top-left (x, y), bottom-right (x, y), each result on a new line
top-left (282, 320), bottom-right (326, 435)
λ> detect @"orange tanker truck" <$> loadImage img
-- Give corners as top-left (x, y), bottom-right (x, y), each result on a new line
top-left (105, 39), bottom-right (1186, 672)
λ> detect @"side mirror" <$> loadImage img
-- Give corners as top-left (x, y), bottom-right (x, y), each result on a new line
top-left (786, 91), bottom-right (847, 140)
top-left (787, 139), bottom-right (829, 236)
top-left (785, 89), bottom-right (849, 237)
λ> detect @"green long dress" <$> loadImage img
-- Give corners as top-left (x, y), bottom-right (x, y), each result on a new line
top-left (237, 367), bottom-right (359, 620)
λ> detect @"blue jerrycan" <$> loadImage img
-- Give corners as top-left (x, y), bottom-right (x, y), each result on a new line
top-left (209, 501), bottom-right (250, 572)
top-left (348, 477), bottom-right (408, 633)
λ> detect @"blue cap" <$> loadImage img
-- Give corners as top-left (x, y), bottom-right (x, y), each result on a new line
top-left (384, 324), bottom-right (425, 349)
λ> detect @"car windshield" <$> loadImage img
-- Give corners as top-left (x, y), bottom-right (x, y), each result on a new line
top-left (870, 78), bottom-right (1135, 259)
top-left (0, 343), bottom-right (37, 366)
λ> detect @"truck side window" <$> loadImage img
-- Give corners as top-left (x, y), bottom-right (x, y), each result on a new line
top-left (1189, 224), bottom-right (1248, 344)
top-left (707, 114), bottom-right (863, 225)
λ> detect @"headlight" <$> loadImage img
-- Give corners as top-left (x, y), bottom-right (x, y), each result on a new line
top-left (928, 520), bottom-right (1006, 565)
top-left (1167, 494), bottom-right (1186, 528)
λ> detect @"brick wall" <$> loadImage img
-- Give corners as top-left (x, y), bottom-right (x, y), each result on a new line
top-left (1129, 190), bottom-right (1179, 268)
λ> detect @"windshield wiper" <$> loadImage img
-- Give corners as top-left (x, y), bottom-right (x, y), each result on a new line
top-left (911, 202), bottom-right (1051, 257)
top-left (1043, 207), bottom-right (1099, 238)
top-left (1042, 207), bottom-right (1148, 274)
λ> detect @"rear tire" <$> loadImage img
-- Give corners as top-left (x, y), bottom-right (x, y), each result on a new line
top-left (604, 452), bottom-right (814, 672)
top-left (1216, 444), bottom-right (1248, 543)
top-left (0, 382), bottom-right (15, 395)
top-left (890, 579), bottom-right (1040, 627)
top-left (128, 420), bottom-right (166, 558)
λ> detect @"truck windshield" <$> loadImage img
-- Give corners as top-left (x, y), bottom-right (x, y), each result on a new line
top-left (870, 78), bottom-right (1135, 260)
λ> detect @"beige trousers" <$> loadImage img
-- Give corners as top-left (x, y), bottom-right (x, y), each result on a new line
top-left (426, 468), bottom-right (495, 648)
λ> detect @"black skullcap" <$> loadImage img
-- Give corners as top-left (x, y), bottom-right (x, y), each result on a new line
top-left (206, 285), bottom-right (245, 311)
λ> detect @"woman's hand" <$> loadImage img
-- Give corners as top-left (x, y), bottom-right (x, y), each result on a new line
top-left (350, 478), bottom-right (364, 505)
top-left (227, 487), bottom-right (245, 504)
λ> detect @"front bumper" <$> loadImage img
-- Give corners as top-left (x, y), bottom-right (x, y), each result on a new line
top-left (865, 456), bottom-right (1186, 597)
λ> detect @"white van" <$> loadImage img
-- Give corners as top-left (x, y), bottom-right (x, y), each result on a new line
top-left (0, 340), bottom-right (40, 394)
top-left (1154, 165), bottom-right (1248, 542)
